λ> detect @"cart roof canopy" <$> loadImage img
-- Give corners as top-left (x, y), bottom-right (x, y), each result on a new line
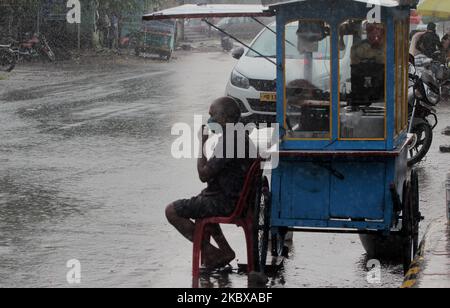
top-left (269, 0), bottom-right (414, 9)
top-left (143, 0), bottom-right (416, 21)
top-left (143, 4), bottom-right (272, 21)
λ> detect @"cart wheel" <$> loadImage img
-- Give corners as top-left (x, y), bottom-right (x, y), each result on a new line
top-left (271, 228), bottom-right (288, 258)
top-left (402, 180), bottom-right (417, 274)
top-left (253, 176), bottom-right (271, 273)
top-left (411, 170), bottom-right (421, 255)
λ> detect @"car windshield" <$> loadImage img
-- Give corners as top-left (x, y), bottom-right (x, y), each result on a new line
top-left (247, 24), bottom-right (341, 60)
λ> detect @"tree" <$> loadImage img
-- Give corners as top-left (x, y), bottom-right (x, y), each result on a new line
top-left (0, 0), bottom-right (42, 37)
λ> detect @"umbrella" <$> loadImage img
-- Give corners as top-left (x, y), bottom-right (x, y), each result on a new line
top-left (417, 0), bottom-right (450, 19)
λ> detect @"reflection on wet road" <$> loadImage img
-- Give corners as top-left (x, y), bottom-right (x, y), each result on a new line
top-left (0, 53), bottom-right (448, 288)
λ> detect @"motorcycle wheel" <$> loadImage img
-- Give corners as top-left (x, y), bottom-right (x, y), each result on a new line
top-left (0, 50), bottom-right (15, 72)
top-left (46, 49), bottom-right (56, 62)
top-left (39, 48), bottom-right (55, 62)
top-left (408, 122), bottom-right (433, 167)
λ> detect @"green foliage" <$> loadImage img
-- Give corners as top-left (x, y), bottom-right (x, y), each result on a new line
top-left (1, 0), bottom-right (41, 9)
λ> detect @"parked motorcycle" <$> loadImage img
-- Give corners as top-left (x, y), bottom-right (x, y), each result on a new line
top-left (9, 33), bottom-right (56, 63)
top-left (0, 44), bottom-right (16, 72)
top-left (220, 35), bottom-right (234, 52)
top-left (407, 60), bottom-right (441, 167)
top-left (429, 51), bottom-right (450, 100)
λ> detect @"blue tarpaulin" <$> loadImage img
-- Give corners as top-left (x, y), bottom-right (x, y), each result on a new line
top-left (42, 0), bottom-right (67, 21)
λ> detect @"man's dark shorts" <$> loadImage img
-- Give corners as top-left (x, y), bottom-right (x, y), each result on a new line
top-left (173, 193), bottom-right (235, 219)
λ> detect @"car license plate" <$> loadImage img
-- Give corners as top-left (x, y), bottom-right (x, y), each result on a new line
top-left (260, 92), bottom-right (277, 103)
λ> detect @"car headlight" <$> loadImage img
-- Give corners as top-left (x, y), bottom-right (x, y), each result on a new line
top-left (231, 70), bottom-right (250, 89)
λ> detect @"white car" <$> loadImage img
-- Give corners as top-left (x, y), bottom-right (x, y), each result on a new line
top-left (226, 22), bottom-right (353, 125)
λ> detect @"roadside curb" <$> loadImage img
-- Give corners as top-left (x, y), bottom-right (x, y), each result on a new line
top-left (401, 239), bottom-right (426, 288)
top-left (401, 218), bottom-right (449, 288)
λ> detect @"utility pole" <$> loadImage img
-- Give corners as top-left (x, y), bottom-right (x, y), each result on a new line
top-left (36, 4), bottom-right (40, 34)
top-left (178, 0), bottom-right (185, 41)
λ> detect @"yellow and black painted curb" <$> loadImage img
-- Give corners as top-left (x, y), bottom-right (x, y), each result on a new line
top-left (401, 240), bottom-right (426, 289)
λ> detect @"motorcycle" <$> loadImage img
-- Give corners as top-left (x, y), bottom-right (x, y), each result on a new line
top-left (0, 44), bottom-right (16, 72)
top-left (220, 34), bottom-right (234, 52)
top-left (9, 33), bottom-right (56, 63)
top-left (429, 51), bottom-right (450, 100)
top-left (407, 57), bottom-right (441, 167)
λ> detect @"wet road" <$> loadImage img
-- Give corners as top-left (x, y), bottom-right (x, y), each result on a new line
top-left (0, 53), bottom-right (449, 288)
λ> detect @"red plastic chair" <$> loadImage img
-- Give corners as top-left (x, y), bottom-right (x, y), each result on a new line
top-left (192, 159), bottom-right (262, 280)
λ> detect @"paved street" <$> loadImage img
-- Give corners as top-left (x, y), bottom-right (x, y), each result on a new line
top-left (0, 52), bottom-right (449, 288)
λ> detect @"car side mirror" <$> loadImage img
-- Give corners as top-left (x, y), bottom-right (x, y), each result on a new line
top-left (231, 47), bottom-right (245, 60)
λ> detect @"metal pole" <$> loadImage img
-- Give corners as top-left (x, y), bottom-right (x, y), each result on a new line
top-left (179, 0), bottom-right (185, 41)
top-left (305, 52), bottom-right (313, 82)
top-left (446, 174), bottom-right (450, 222)
top-left (202, 19), bottom-right (277, 66)
top-left (37, 5), bottom-right (40, 34)
top-left (78, 23), bottom-right (81, 50)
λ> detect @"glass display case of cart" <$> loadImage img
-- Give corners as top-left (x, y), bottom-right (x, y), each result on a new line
top-left (274, 1), bottom-right (411, 151)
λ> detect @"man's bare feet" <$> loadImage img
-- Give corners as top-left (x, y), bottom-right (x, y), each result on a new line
top-left (203, 245), bottom-right (235, 269)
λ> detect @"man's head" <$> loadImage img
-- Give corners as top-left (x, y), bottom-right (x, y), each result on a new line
top-left (366, 23), bottom-right (385, 48)
top-left (427, 22), bottom-right (437, 32)
top-left (209, 97), bottom-right (241, 128)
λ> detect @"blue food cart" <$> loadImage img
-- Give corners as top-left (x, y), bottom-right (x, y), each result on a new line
top-left (255, 0), bottom-right (420, 275)
top-left (144, 0), bottom-right (421, 276)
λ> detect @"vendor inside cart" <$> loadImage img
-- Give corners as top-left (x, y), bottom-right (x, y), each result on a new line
top-left (284, 20), bottom-right (387, 140)
top-left (349, 22), bottom-right (386, 106)
top-left (340, 20), bottom-right (387, 139)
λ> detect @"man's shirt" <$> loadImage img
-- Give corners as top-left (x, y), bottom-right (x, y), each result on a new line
top-left (202, 132), bottom-right (257, 200)
top-left (418, 31), bottom-right (442, 58)
top-left (351, 40), bottom-right (385, 65)
top-left (410, 31), bottom-right (426, 56)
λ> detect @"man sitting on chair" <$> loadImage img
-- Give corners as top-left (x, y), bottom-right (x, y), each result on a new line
top-left (166, 97), bottom-right (257, 270)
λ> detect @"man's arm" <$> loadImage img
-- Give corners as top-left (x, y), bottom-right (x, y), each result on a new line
top-left (198, 155), bottom-right (227, 183)
top-left (197, 125), bottom-right (210, 183)
top-left (197, 126), bottom-right (226, 183)
top-left (197, 156), bottom-right (212, 183)
top-left (435, 34), bottom-right (443, 50)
